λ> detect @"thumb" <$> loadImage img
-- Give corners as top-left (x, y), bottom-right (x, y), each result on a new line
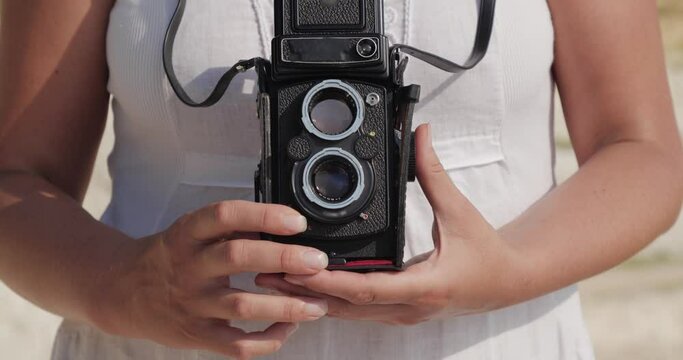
top-left (415, 123), bottom-right (465, 214)
top-left (415, 124), bottom-right (483, 224)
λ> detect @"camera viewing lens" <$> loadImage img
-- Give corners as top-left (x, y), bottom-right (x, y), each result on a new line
top-left (302, 80), bottom-right (364, 141)
top-left (312, 158), bottom-right (357, 202)
top-left (356, 38), bottom-right (378, 58)
top-left (309, 88), bottom-right (357, 136)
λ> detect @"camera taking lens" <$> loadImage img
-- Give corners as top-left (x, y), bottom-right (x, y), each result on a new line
top-left (301, 148), bottom-right (366, 210)
top-left (312, 157), bottom-right (357, 202)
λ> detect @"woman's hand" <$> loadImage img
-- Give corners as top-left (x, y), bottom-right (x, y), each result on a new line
top-left (256, 125), bottom-right (521, 326)
top-left (95, 201), bottom-right (329, 359)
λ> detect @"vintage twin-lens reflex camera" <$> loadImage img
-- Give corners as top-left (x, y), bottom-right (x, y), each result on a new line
top-left (163, 0), bottom-right (496, 271)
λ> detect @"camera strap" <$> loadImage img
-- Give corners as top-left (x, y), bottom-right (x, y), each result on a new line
top-left (391, 0), bottom-right (496, 74)
top-left (163, 0), bottom-right (496, 107)
top-left (162, 0), bottom-right (269, 108)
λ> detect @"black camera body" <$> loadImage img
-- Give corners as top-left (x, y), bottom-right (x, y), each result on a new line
top-left (163, 0), bottom-right (496, 271)
top-left (256, 0), bottom-right (419, 270)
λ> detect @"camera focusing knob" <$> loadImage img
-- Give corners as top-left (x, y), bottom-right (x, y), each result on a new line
top-left (287, 136), bottom-right (312, 161)
top-left (407, 132), bottom-right (417, 182)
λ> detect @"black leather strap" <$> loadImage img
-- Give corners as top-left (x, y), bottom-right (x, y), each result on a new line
top-left (163, 0), bottom-right (496, 108)
top-left (391, 0), bottom-right (496, 73)
top-left (162, 0), bottom-right (267, 107)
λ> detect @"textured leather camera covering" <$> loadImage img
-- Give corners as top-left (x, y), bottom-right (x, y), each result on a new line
top-left (286, 136), bottom-right (312, 160)
top-left (295, 0), bottom-right (363, 29)
top-left (278, 0), bottom-right (378, 35)
top-left (354, 135), bottom-right (380, 160)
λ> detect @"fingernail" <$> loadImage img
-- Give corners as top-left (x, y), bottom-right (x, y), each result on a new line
top-left (286, 323), bottom-right (300, 336)
top-left (302, 251), bottom-right (328, 270)
top-left (283, 214), bottom-right (307, 233)
top-left (303, 300), bottom-right (328, 319)
top-left (284, 274), bottom-right (305, 286)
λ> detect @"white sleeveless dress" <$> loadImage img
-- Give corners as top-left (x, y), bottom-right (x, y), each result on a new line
top-left (52, 0), bottom-right (596, 359)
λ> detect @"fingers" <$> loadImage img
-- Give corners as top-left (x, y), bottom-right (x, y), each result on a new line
top-left (183, 200), bottom-right (308, 242)
top-left (281, 269), bottom-right (429, 305)
top-left (414, 124), bottom-right (467, 214)
top-left (257, 275), bottom-right (418, 325)
top-left (327, 302), bottom-right (414, 324)
top-left (200, 239), bottom-right (328, 275)
top-left (201, 322), bottom-right (298, 360)
top-left (256, 273), bottom-right (323, 298)
top-left (196, 289), bottom-right (327, 323)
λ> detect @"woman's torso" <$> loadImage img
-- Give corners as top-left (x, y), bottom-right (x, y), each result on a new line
top-left (52, 0), bottom-right (595, 359)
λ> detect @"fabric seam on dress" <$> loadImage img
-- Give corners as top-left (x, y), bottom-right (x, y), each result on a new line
top-left (251, 0), bottom-right (271, 58)
top-left (402, 0), bottom-right (412, 44)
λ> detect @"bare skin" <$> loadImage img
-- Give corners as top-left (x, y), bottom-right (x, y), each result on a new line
top-left (0, 0), bottom-right (681, 358)
top-left (0, 1), bottom-right (330, 359)
top-left (259, 0), bottom-right (683, 325)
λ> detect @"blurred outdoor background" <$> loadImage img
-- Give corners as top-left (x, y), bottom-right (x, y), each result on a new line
top-left (1, 1), bottom-right (683, 359)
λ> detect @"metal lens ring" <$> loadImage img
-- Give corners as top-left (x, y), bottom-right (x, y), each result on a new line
top-left (302, 80), bottom-right (365, 141)
top-left (301, 148), bottom-right (365, 210)
top-left (356, 38), bottom-right (378, 59)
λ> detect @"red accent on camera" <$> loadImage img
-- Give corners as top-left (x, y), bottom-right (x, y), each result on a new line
top-left (341, 260), bottom-right (393, 267)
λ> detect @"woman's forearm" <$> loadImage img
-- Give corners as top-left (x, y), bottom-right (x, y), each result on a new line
top-left (0, 171), bottom-right (135, 325)
top-left (0, 171), bottom-right (335, 357)
top-left (501, 139), bottom-right (683, 302)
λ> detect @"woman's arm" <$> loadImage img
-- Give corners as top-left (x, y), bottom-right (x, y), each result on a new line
top-left (0, 0), bottom-right (116, 323)
top-left (258, 0), bottom-right (683, 323)
top-left (499, 0), bottom-right (683, 301)
top-left (0, 2), bottom-right (330, 357)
